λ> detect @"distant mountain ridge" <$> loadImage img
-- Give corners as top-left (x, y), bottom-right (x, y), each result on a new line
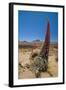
top-left (19, 39), bottom-right (42, 44)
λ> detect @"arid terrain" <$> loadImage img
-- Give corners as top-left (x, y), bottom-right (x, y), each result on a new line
top-left (18, 41), bottom-right (58, 79)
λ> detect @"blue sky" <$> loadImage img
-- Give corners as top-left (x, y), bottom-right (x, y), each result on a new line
top-left (18, 10), bottom-right (58, 42)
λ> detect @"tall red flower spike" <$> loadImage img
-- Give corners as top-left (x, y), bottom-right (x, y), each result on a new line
top-left (40, 21), bottom-right (50, 62)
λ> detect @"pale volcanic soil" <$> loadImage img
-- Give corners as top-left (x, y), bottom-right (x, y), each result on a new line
top-left (18, 45), bottom-right (58, 79)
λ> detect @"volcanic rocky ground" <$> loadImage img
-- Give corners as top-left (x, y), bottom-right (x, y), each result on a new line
top-left (18, 41), bottom-right (58, 79)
